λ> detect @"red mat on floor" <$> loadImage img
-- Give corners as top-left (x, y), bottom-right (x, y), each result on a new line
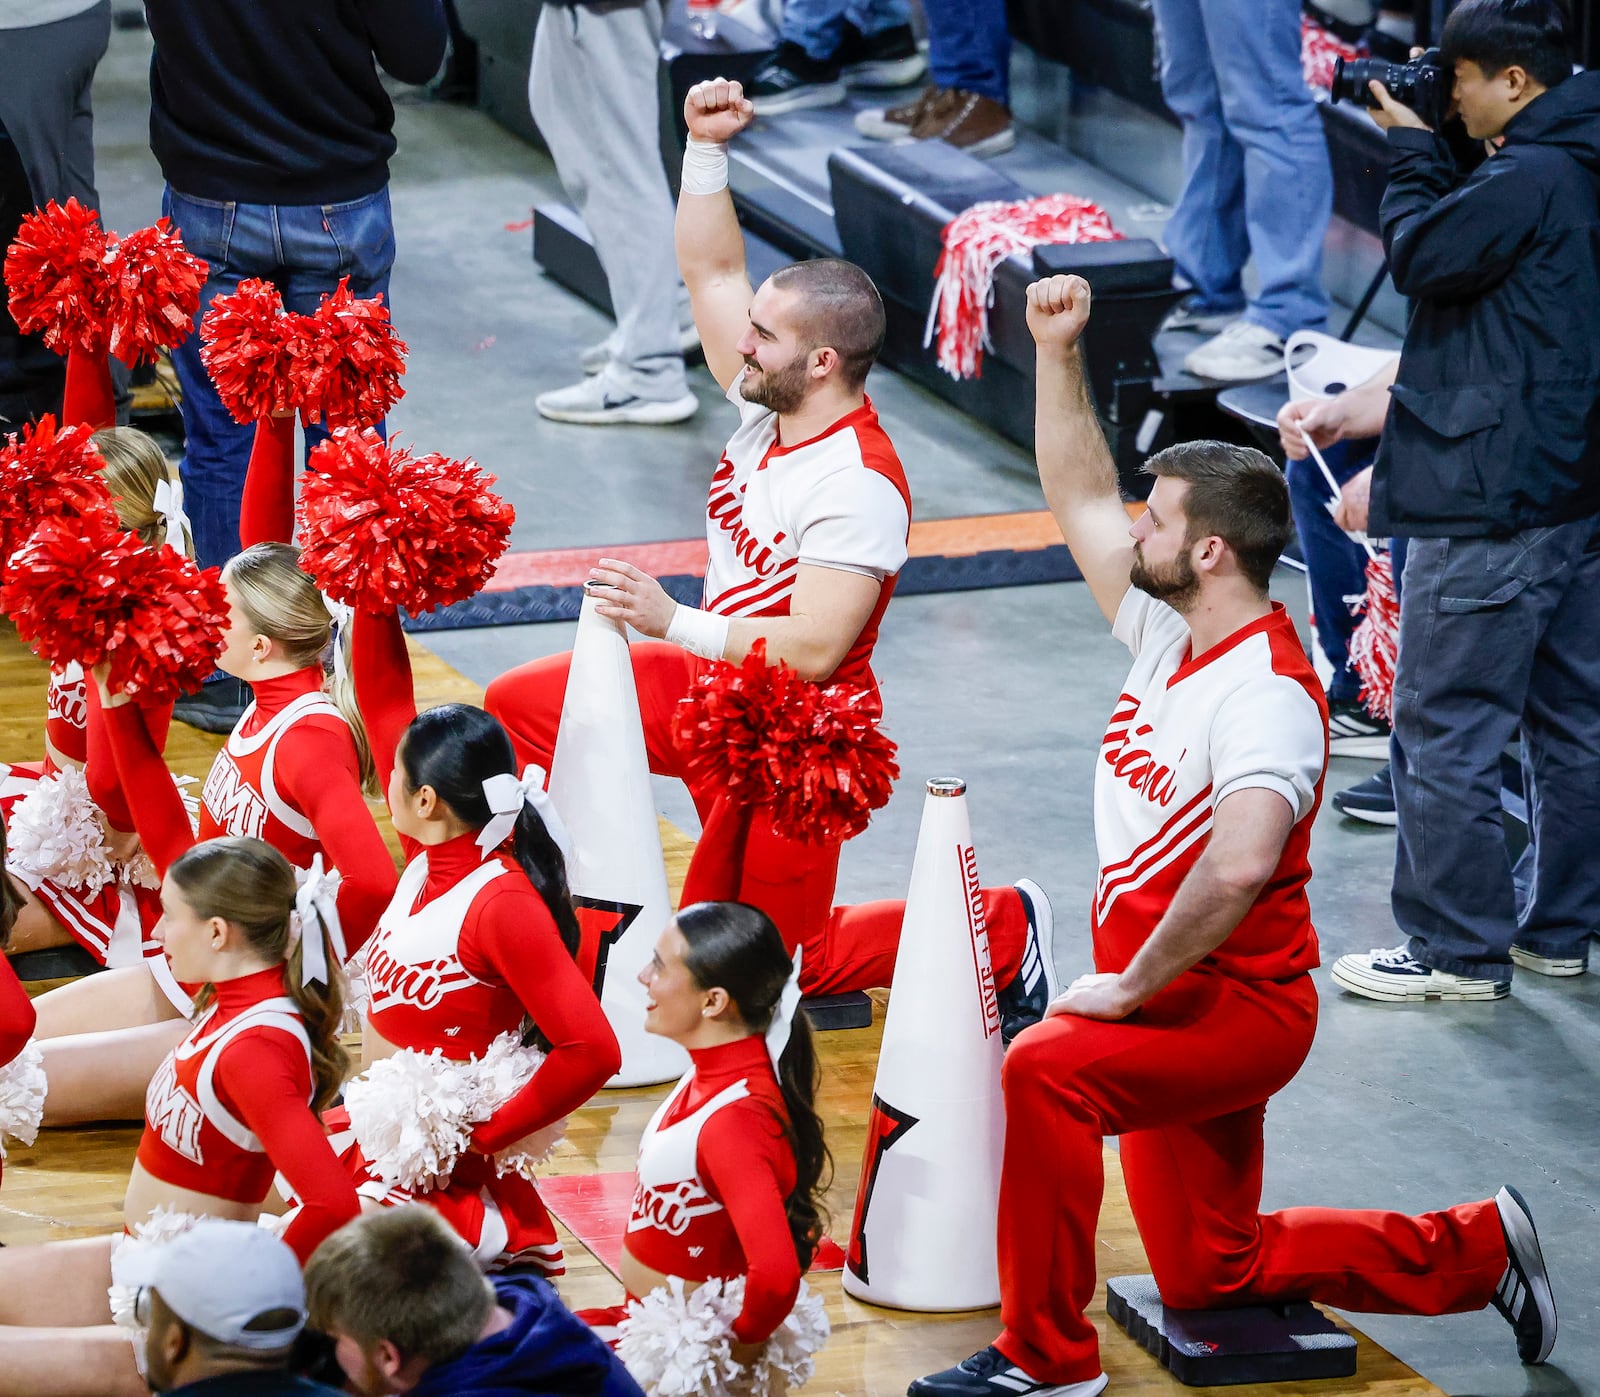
top-left (542, 1171), bottom-right (846, 1278)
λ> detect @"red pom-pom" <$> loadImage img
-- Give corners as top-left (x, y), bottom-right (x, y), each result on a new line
top-left (4, 198), bottom-right (114, 356)
top-left (104, 219), bottom-right (209, 367)
top-left (200, 279), bottom-right (314, 423)
top-left (0, 514), bottom-right (227, 702)
top-left (672, 642), bottom-right (899, 846)
top-left (298, 428), bottom-right (514, 614)
top-left (0, 415), bottom-right (118, 580)
top-left (294, 278), bottom-right (408, 428)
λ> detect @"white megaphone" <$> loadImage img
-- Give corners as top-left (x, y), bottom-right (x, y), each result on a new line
top-left (547, 596), bottom-right (687, 1087)
top-left (842, 777), bottom-right (1005, 1311)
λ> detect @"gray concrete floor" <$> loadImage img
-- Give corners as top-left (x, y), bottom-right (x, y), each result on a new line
top-left (89, 24), bottom-right (1599, 1396)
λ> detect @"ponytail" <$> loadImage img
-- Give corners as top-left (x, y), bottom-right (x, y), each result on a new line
top-left (0, 818), bottom-right (21, 949)
top-left (512, 804), bottom-right (581, 963)
top-left (170, 837), bottom-right (351, 1109)
top-left (676, 900), bottom-right (833, 1270)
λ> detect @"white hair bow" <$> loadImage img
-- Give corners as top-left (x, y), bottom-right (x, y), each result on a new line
top-left (320, 593), bottom-right (354, 684)
top-left (765, 946), bottom-right (804, 1069)
top-left (293, 855), bottom-right (346, 988)
top-left (152, 477), bottom-right (194, 556)
top-left (477, 764), bottom-right (574, 866)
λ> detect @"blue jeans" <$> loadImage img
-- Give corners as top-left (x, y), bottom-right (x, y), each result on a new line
top-left (782, 0), bottom-right (909, 60)
top-left (1150, 0), bottom-right (1331, 337)
top-left (163, 185), bottom-right (396, 573)
top-left (1391, 518), bottom-right (1600, 980)
top-left (1285, 440), bottom-right (1376, 704)
top-left (923, 0), bottom-right (1009, 104)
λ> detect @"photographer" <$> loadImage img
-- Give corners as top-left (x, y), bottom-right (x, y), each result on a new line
top-left (1331, 0), bottom-right (1600, 1004)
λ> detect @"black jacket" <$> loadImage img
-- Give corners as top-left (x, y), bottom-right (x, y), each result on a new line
top-left (1371, 73), bottom-right (1600, 538)
top-left (144, 0), bottom-right (448, 206)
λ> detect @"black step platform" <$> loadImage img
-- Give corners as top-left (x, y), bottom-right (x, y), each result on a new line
top-left (8, 944), bottom-right (102, 984)
top-left (800, 991), bottom-right (873, 1032)
top-left (1106, 1275), bottom-right (1357, 1387)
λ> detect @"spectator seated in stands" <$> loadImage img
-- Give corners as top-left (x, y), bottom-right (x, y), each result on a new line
top-left (304, 1208), bottom-right (644, 1397)
top-left (749, 0), bottom-right (926, 115)
top-left (123, 1219), bottom-right (343, 1397)
top-left (854, 0), bottom-right (1014, 156)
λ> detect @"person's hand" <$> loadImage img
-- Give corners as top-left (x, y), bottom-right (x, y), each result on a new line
top-left (587, 559), bottom-right (678, 639)
top-left (1276, 396), bottom-right (1351, 458)
top-left (89, 659), bottom-right (131, 709)
top-left (1332, 465), bottom-right (1373, 534)
top-left (729, 1340), bottom-right (765, 1369)
top-left (1043, 971), bottom-right (1139, 1022)
top-left (1367, 79), bottom-right (1431, 131)
top-left (1025, 274), bottom-right (1092, 351)
top-left (685, 78), bottom-right (755, 143)
top-left (102, 821), bottom-right (142, 864)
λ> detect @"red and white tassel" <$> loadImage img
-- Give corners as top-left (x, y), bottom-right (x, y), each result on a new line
top-left (1346, 552), bottom-right (1398, 721)
top-left (926, 193), bottom-right (1120, 381)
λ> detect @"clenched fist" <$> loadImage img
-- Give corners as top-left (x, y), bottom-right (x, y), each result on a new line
top-left (1026, 274), bottom-right (1092, 350)
top-left (685, 78), bottom-right (755, 144)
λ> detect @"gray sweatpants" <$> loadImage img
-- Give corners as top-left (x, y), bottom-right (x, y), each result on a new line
top-left (529, 0), bottom-right (687, 400)
top-left (0, 0), bottom-right (110, 207)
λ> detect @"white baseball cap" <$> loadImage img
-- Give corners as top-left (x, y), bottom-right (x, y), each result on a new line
top-left (117, 1220), bottom-right (307, 1349)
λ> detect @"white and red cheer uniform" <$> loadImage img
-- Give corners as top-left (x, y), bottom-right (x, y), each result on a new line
top-left (993, 592), bottom-right (1509, 1385)
top-left (484, 387), bottom-right (1027, 995)
top-left (624, 1035), bottom-right (801, 1344)
top-left (335, 611), bottom-right (621, 1271)
top-left (103, 667), bottom-right (396, 953)
top-left (135, 964), bottom-right (358, 1262)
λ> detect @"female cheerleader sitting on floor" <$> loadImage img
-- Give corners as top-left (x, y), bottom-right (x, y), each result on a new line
top-left (27, 543), bottom-right (396, 1125)
top-left (286, 605), bottom-right (619, 1273)
top-left (3, 427), bottom-right (190, 965)
top-left (0, 814), bottom-right (41, 1188)
top-left (0, 836), bottom-right (359, 1397)
top-left (595, 900), bottom-right (832, 1395)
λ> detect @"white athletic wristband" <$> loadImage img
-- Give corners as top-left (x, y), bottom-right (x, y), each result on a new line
top-left (681, 138), bottom-right (730, 197)
top-left (666, 603), bottom-right (730, 660)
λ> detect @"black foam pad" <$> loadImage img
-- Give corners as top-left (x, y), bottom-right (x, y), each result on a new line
top-left (1105, 1274), bottom-right (1358, 1386)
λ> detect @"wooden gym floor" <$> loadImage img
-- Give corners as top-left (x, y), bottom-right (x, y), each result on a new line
top-left (0, 625), bottom-right (1441, 1397)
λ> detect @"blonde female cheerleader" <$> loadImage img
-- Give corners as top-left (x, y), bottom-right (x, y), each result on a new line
top-left (0, 837), bottom-right (358, 1397)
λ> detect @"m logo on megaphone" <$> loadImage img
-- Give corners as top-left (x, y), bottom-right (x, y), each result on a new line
top-left (845, 1094), bottom-right (919, 1286)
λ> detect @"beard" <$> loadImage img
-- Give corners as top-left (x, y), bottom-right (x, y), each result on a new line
top-left (1130, 543), bottom-right (1200, 612)
top-left (739, 351), bottom-right (811, 414)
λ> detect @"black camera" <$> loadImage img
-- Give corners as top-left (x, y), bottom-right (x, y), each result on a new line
top-left (1330, 48), bottom-right (1452, 129)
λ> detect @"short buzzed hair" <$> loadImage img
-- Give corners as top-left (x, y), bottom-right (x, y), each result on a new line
top-left (304, 1209), bottom-right (494, 1367)
top-left (767, 259), bottom-right (886, 389)
top-left (1144, 440), bottom-right (1292, 594)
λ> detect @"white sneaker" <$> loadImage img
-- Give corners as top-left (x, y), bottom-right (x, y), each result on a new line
top-left (1330, 944), bottom-right (1509, 1001)
top-left (580, 322), bottom-right (702, 376)
top-left (1183, 320), bottom-right (1287, 382)
top-left (535, 377), bottom-right (697, 426)
top-left (1509, 944), bottom-right (1588, 977)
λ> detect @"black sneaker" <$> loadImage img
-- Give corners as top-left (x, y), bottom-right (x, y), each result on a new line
top-left (172, 675), bottom-right (252, 734)
top-left (1331, 763), bottom-right (1396, 825)
top-left (909, 1347), bottom-right (1107, 1397)
top-left (836, 21), bottom-right (927, 88)
top-left (749, 42), bottom-right (846, 115)
top-left (998, 880), bottom-right (1057, 1043)
top-left (1492, 1185), bottom-right (1556, 1363)
top-left (1327, 698), bottom-right (1390, 758)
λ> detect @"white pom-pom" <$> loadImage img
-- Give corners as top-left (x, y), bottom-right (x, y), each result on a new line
top-left (471, 1032), bottom-right (562, 1180)
top-left (617, 1277), bottom-right (829, 1395)
top-left (617, 1277), bottom-right (742, 1396)
top-left (343, 1048), bottom-right (478, 1192)
top-left (5, 768), bottom-right (114, 894)
top-left (122, 776), bottom-right (201, 890)
top-left (0, 1040), bottom-right (46, 1159)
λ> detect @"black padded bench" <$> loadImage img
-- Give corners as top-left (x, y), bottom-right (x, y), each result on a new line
top-left (8, 944), bottom-right (102, 985)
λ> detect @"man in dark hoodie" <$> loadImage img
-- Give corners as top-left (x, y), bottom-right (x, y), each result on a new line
top-left (1331, 0), bottom-right (1600, 1005)
top-left (304, 1208), bottom-right (645, 1397)
top-left (144, 0), bottom-right (447, 732)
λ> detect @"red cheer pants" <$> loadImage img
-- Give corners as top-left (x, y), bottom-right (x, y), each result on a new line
top-left (995, 970), bottom-right (1508, 1383)
top-left (485, 642), bottom-right (1024, 995)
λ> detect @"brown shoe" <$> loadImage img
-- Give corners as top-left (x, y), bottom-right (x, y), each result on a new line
top-left (854, 83), bottom-right (945, 140)
top-left (914, 90), bottom-right (1015, 157)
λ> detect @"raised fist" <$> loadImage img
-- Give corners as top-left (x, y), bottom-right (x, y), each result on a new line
top-left (1026, 274), bottom-right (1092, 350)
top-left (685, 78), bottom-right (755, 143)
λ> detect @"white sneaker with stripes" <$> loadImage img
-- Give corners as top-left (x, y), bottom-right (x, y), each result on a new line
top-left (908, 1346), bottom-right (1108, 1396)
